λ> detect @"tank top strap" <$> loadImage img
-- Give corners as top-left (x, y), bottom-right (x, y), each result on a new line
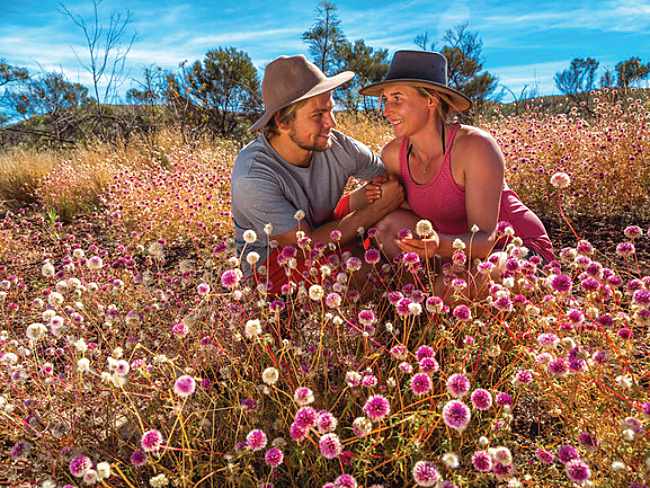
top-left (439, 123), bottom-right (464, 192)
top-left (443, 123), bottom-right (461, 160)
top-left (399, 136), bottom-right (411, 183)
top-left (400, 125), bottom-right (461, 185)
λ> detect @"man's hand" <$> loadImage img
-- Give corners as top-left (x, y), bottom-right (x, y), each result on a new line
top-left (397, 234), bottom-right (440, 259)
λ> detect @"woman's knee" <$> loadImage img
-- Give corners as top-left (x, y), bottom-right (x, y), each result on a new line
top-left (374, 214), bottom-right (395, 238)
top-left (375, 210), bottom-right (415, 239)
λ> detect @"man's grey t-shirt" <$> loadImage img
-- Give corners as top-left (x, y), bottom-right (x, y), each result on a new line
top-left (231, 130), bottom-right (385, 264)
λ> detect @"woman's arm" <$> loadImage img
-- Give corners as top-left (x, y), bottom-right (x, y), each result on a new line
top-left (380, 138), bottom-right (403, 176)
top-left (437, 128), bottom-right (504, 258)
top-left (397, 128), bottom-right (504, 260)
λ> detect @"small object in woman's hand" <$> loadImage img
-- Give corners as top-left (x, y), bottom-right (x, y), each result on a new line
top-left (415, 219), bottom-right (434, 238)
top-left (397, 233), bottom-right (440, 259)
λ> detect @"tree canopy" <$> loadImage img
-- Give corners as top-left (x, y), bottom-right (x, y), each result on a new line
top-left (302, 1), bottom-right (347, 76)
top-left (615, 57), bottom-right (650, 88)
top-left (414, 23), bottom-right (499, 110)
top-left (335, 40), bottom-right (389, 112)
top-left (554, 57), bottom-right (600, 100)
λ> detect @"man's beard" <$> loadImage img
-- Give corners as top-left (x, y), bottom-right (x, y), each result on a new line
top-left (289, 128), bottom-right (331, 152)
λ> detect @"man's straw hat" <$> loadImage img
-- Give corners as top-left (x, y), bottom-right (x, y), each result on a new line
top-left (250, 55), bottom-right (354, 131)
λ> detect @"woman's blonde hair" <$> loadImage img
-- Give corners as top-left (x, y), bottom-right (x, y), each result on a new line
top-left (415, 87), bottom-right (456, 124)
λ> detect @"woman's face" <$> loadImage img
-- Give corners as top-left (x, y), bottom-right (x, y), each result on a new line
top-left (380, 84), bottom-right (435, 137)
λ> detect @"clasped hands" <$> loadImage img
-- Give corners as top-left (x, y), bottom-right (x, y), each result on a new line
top-left (365, 175), bottom-right (404, 212)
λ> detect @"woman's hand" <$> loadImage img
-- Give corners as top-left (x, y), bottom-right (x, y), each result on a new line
top-left (365, 175), bottom-right (388, 204)
top-left (397, 234), bottom-right (440, 259)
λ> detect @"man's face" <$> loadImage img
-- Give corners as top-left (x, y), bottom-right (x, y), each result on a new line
top-left (288, 92), bottom-right (337, 152)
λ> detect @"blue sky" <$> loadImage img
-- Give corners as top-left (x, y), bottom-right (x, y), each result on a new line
top-left (2, 0), bottom-right (650, 102)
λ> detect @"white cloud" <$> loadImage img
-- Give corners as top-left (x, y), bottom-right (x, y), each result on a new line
top-left (342, 0), bottom-right (455, 47)
top-left (131, 3), bottom-right (193, 31)
top-left (42, 65), bottom-right (98, 87)
top-left (478, 1), bottom-right (650, 33)
top-left (126, 45), bottom-right (201, 67)
top-left (188, 27), bottom-right (303, 48)
top-left (360, 34), bottom-right (418, 53)
top-left (3, 0), bottom-right (649, 103)
top-left (435, 0), bottom-right (471, 36)
top-left (490, 60), bottom-right (570, 99)
top-left (0, 34), bottom-right (84, 69)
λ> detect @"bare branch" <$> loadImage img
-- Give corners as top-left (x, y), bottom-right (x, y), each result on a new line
top-left (59, 0), bottom-right (136, 108)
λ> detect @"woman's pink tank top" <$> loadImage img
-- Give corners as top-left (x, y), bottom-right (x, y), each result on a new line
top-left (399, 124), bottom-right (554, 261)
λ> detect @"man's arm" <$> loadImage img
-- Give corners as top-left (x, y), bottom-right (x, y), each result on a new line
top-left (272, 178), bottom-right (404, 249)
top-left (350, 137), bottom-right (404, 210)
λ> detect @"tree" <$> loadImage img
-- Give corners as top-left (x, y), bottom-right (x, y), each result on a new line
top-left (441, 24), bottom-right (498, 106)
top-left (414, 32), bottom-right (431, 51)
top-left (498, 84), bottom-right (533, 116)
top-left (335, 39), bottom-right (389, 112)
top-left (302, 1), bottom-right (347, 75)
top-left (180, 47), bottom-right (261, 135)
top-left (0, 60), bottom-right (30, 125)
top-left (126, 66), bottom-right (167, 106)
top-left (615, 57), bottom-right (650, 88)
top-left (159, 64), bottom-right (200, 142)
top-left (0, 59), bottom-right (29, 88)
top-left (554, 57), bottom-right (599, 100)
top-left (59, 0), bottom-right (136, 110)
top-left (5, 72), bottom-right (90, 118)
top-left (414, 23), bottom-right (498, 111)
top-left (1, 71), bottom-right (90, 143)
top-left (121, 66), bottom-right (175, 145)
top-left (600, 67), bottom-right (616, 88)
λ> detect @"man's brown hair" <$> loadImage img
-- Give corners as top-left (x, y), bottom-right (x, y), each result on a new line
top-left (263, 98), bottom-right (311, 139)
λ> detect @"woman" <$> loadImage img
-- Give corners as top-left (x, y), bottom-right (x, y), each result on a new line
top-left (360, 50), bottom-right (554, 268)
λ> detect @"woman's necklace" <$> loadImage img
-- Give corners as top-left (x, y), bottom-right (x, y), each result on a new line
top-left (408, 124), bottom-right (446, 168)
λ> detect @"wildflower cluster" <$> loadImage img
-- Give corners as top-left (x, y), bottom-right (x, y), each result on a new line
top-left (0, 95), bottom-right (649, 486)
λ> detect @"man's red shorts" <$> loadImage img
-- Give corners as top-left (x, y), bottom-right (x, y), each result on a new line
top-left (259, 194), bottom-right (352, 295)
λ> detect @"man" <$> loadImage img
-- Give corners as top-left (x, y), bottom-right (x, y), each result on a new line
top-left (231, 55), bottom-right (404, 293)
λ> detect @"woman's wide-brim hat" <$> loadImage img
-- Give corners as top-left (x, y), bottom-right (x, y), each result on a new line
top-left (360, 50), bottom-right (472, 112)
top-left (250, 55), bottom-right (354, 132)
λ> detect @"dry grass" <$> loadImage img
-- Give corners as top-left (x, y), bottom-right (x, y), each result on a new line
top-left (2, 93), bottom-right (649, 229)
top-left (0, 147), bottom-right (58, 208)
top-left (0, 129), bottom-right (213, 221)
top-left (335, 111), bottom-right (393, 153)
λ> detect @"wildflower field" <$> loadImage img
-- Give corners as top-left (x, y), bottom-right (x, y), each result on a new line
top-left (1, 91), bottom-right (649, 488)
